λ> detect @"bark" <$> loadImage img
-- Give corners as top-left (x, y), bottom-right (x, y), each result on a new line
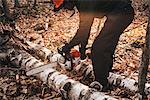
top-left (6, 48), bottom-right (117, 100)
top-left (138, 8), bottom-right (150, 99)
top-left (109, 73), bottom-right (150, 95)
top-left (25, 40), bottom-right (53, 62)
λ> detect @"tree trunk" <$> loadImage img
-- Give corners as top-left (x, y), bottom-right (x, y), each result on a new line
top-left (138, 8), bottom-right (150, 99)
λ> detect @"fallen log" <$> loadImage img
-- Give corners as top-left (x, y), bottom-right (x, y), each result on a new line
top-left (21, 40), bottom-right (76, 70)
top-left (108, 72), bottom-right (150, 95)
top-left (74, 61), bottom-right (150, 95)
top-left (6, 48), bottom-right (117, 100)
top-left (21, 40), bottom-right (150, 95)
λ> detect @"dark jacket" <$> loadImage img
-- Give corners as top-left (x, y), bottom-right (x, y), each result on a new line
top-left (63, 0), bottom-right (132, 13)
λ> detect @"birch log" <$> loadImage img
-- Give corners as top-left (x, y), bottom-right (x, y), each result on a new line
top-left (7, 48), bottom-right (117, 100)
top-left (25, 40), bottom-right (53, 61)
top-left (74, 62), bottom-right (150, 95)
top-left (22, 40), bottom-right (150, 95)
top-left (108, 72), bottom-right (150, 95)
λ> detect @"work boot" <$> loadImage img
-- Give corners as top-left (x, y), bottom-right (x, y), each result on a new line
top-left (89, 81), bottom-right (103, 91)
top-left (90, 81), bottom-right (111, 92)
top-left (101, 83), bottom-right (111, 92)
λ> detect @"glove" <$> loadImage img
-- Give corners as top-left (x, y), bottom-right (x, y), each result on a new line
top-left (79, 46), bottom-right (87, 60)
top-left (58, 43), bottom-right (72, 61)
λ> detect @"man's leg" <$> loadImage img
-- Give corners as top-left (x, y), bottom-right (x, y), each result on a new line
top-left (91, 5), bottom-right (134, 87)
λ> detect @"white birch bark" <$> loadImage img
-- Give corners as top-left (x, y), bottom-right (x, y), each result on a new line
top-left (6, 48), bottom-right (117, 100)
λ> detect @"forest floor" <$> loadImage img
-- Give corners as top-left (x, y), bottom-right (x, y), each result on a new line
top-left (0, 0), bottom-right (150, 100)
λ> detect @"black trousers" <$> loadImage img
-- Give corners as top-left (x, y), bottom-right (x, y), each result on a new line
top-left (65, 2), bottom-right (134, 86)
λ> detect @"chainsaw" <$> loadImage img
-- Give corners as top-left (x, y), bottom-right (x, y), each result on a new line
top-left (57, 45), bottom-right (81, 71)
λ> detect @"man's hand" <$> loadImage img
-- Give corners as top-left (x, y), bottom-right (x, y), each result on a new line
top-left (58, 43), bottom-right (72, 61)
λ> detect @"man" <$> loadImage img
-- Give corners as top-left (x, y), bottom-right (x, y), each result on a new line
top-left (53, 0), bottom-right (134, 91)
